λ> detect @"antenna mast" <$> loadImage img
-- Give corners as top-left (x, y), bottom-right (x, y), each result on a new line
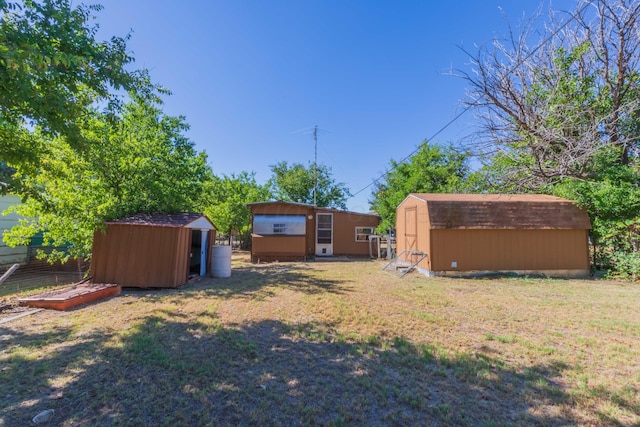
top-left (313, 125), bottom-right (318, 206)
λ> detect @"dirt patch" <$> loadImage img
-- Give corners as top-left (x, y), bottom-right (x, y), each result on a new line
top-left (0, 300), bottom-right (37, 323)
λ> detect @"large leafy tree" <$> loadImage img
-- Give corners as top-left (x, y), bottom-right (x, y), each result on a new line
top-left (4, 98), bottom-right (211, 262)
top-left (202, 172), bottom-right (270, 247)
top-left (459, 0), bottom-right (640, 276)
top-left (0, 0), bottom-right (144, 182)
top-left (268, 161), bottom-right (350, 210)
top-left (370, 141), bottom-right (469, 232)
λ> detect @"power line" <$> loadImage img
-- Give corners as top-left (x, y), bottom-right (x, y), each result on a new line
top-left (350, 105), bottom-right (475, 199)
top-left (348, 1), bottom-right (591, 201)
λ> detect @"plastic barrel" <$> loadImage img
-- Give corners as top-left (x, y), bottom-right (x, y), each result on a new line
top-left (211, 245), bottom-right (232, 278)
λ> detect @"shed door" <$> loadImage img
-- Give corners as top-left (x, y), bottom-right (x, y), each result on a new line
top-left (405, 207), bottom-right (417, 251)
top-left (316, 213), bottom-right (333, 256)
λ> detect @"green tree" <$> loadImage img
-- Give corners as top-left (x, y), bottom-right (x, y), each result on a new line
top-left (202, 172), bottom-right (270, 247)
top-left (0, 0), bottom-right (144, 178)
top-left (370, 141), bottom-right (469, 232)
top-left (4, 98), bottom-right (211, 262)
top-left (268, 161), bottom-right (350, 210)
top-left (552, 147), bottom-right (640, 276)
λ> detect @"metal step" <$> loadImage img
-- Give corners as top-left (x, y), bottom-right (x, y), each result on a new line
top-left (383, 250), bottom-right (428, 278)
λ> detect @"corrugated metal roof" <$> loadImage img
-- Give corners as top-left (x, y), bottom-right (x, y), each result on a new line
top-left (108, 213), bottom-right (214, 228)
top-left (406, 194), bottom-right (592, 230)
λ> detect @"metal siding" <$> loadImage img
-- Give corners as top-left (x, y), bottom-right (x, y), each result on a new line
top-left (147, 226), bottom-right (185, 288)
top-left (331, 212), bottom-right (380, 256)
top-left (171, 228), bottom-right (190, 287)
top-left (250, 203), bottom-right (310, 216)
top-left (251, 235), bottom-right (306, 260)
top-left (430, 229), bottom-right (589, 272)
top-left (91, 224), bottom-right (191, 288)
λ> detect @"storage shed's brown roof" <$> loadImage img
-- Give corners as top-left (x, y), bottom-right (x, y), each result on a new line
top-left (407, 194), bottom-right (592, 230)
top-left (108, 213), bottom-right (213, 228)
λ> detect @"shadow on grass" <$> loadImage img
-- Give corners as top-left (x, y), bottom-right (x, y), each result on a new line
top-left (1, 313), bottom-right (599, 426)
top-left (120, 263), bottom-right (350, 304)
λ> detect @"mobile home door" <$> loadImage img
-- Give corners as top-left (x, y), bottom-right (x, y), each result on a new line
top-left (315, 213), bottom-right (333, 256)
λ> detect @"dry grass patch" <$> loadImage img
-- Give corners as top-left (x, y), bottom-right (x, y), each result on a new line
top-left (1, 254), bottom-right (639, 425)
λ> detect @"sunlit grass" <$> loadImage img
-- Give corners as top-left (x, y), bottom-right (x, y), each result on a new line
top-left (1, 254), bottom-right (639, 425)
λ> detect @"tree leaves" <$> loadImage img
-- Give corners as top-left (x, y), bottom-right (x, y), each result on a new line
top-left (202, 172), bottom-right (270, 245)
top-left (369, 141), bottom-right (469, 232)
top-left (5, 99), bottom-right (211, 262)
top-left (267, 161), bottom-right (350, 210)
top-left (0, 0), bottom-right (139, 169)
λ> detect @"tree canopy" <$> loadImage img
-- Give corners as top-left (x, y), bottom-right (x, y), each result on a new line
top-left (268, 161), bottom-right (351, 210)
top-left (202, 172), bottom-right (270, 246)
top-left (4, 98), bottom-right (210, 262)
top-left (0, 0), bottom-right (147, 178)
top-left (370, 141), bottom-right (469, 232)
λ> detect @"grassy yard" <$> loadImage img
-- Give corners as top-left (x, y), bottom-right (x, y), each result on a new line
top-left (1, 253), bottom-right (639, 426)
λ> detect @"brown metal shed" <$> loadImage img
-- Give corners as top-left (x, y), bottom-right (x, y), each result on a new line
top-left (248, 201), bottom-right (380, 262)
top-left (91, 213), bottom-right (216, 288)
top-left (396, 194), bottom-right (592, 277)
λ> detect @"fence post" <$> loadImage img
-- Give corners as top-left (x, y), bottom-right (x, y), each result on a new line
top-left (0, 264), bottom-right (20, 285)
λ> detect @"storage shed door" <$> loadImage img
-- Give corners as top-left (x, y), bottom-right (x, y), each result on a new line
top-left (405, 207), bottom-right (417, 251)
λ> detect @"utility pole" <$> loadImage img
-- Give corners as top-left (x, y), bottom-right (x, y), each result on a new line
top-left (313, 125), bottom-right (317, 206)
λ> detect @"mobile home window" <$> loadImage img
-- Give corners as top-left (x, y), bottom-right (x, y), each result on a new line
top-left (272, 223), bottom-right (286, 234)
top-left (355, 227), bottom-right (375, 242)
top-left (253, 215), bottom-right (306, 235)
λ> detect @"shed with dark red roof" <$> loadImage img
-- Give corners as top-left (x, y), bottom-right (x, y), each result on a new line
top-left (90, 213), bottom-right (216, 288)
top-left (396, 194), bottom-right (592, 277)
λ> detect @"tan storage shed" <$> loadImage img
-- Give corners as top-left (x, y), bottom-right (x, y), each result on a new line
top-left (248, 201), bottom-right (380, 262)
top-left (91, 213), bottom-right (216, 288)
top-left (396, 194), bottom-right (592, 277)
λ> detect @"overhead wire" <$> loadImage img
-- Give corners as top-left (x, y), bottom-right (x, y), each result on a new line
top-left (347, 1), bottom-right (592, 200)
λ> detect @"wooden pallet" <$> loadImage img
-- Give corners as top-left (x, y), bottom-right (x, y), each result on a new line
top-left (17, 283), bottom-right (121, 311)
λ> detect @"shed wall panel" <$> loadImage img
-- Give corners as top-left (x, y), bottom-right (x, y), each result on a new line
top-left (91, 224), bottom-right (189, 288)
top-left (430, 229), bottom-right (589, 272)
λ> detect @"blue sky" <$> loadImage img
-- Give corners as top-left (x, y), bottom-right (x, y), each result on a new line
top-left (95, 1), bottom-right (576, 212)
